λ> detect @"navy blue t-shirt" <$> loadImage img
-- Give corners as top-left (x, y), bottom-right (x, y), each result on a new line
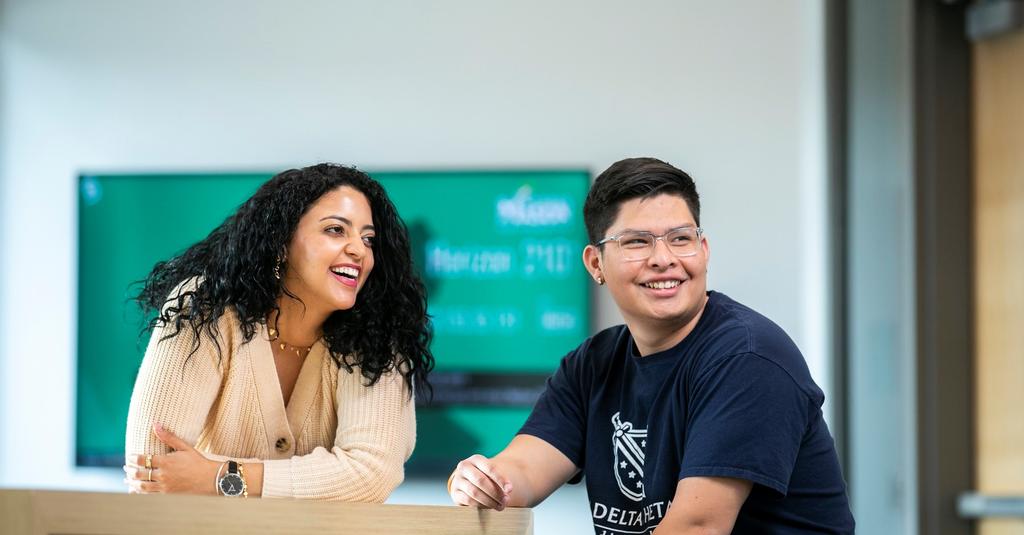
top-left (520, 291), bottom-right (854, 534)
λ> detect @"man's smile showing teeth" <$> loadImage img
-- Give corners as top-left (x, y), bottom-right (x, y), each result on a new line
top-left (642, 280), bottom-right (681, 289)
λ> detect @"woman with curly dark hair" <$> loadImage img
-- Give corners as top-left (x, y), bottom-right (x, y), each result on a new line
top-left (122, 163), bottom-right (433, 501)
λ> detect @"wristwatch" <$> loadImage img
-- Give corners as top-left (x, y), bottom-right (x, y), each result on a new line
top-left (218, 460), bottom-right (247, 497)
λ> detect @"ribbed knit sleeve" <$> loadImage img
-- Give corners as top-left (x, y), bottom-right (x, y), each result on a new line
top-left (261, 366), bottom-right (416, 502)
top-left (124, 313), bottom-right (227, 459)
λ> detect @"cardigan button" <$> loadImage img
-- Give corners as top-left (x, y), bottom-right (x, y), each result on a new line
top-left (275, 437), bottom-right (289, 452)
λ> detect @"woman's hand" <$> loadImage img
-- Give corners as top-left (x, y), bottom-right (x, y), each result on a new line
top-left (123, 423), bottom-right (220, 495)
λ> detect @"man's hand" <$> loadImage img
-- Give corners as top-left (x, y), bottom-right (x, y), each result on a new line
top-left (449, 454), bottom-right (514, 510)
top-left (447, 435), bottom-right (578, 510)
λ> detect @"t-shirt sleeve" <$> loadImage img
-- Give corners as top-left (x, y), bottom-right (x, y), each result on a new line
top-left (517, 347), bottom-right (588, 469)
top-left (679, 353), bottom-right (810, 496)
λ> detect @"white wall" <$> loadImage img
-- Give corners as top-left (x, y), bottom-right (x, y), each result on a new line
top-left (0, 0), bottom-right (826, 529)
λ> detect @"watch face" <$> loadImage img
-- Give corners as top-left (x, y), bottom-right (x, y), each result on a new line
top-left (219, 473), bottom-right (245, 496)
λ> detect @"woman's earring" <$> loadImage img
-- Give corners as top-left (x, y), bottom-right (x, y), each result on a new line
top-left (274, 256), bottom-right (284, 280)
top-left (595, 274), bottom-right (605, 285)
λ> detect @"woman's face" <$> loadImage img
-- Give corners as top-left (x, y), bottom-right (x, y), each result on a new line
top-left (282, 185), bottom-right (376, 314)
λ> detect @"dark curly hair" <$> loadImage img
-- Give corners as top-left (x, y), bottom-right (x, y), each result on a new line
top-left (135, 163), bottom-right (434, 396)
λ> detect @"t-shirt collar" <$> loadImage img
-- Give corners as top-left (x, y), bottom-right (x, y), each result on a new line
top-left (627, 290), bottom-right (718, 365)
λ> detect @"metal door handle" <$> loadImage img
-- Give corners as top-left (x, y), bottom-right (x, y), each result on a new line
top-left (959, 493), bottom-right (1024, 518)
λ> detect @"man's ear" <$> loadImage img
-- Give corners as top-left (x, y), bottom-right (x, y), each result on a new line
top-left (583, 244), bottom-right (604, 284)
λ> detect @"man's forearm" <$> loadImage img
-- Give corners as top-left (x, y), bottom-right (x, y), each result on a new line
top-left (489, 454), bottom-right (542, 507)
top-left (652, 521), bottom-right (733, 535)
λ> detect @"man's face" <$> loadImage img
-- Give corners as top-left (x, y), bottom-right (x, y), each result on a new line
top-left (584, 194), bottom-right (709, 331)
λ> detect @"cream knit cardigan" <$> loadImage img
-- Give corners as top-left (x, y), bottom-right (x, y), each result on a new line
top-left (125, 307), bottom-right (415, 501)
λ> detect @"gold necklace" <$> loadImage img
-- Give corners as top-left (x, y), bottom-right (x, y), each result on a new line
top-left (268, 327), bottom-right (313, 357)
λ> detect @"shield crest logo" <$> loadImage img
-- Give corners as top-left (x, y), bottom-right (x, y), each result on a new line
top-left (611, 412), bottom-right (647, 502)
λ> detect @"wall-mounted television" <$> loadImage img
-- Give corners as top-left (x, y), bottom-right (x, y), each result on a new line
top-left (76, 169), bottom-right (590, 474)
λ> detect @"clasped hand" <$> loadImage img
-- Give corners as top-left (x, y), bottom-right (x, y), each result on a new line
top-left (123, 423), bottom-right (219, 495)
top-left (448, 454), bottom-right (515, 511)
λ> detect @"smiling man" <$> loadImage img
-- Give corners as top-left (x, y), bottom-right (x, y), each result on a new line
top-left (447, 158), bottom-right (854, 534)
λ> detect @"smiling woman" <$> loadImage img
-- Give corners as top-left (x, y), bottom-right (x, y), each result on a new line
top-left (123, 163), bottom-right (433, 501)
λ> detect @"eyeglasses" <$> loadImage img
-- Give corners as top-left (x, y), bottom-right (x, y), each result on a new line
top-left (596, 226), bottom-right (704, 261)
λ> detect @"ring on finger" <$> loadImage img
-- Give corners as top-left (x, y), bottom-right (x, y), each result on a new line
top-left (147, 468), bottom-right (153, 481)
top-left (145, 454), bottom-right (153, 470)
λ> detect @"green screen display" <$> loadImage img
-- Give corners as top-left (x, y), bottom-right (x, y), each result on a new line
top-left (76, 170), bottom-right (590, 473)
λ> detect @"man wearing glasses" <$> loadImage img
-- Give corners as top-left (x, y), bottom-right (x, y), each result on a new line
top-left (448, 158), bottom-right (854, 534)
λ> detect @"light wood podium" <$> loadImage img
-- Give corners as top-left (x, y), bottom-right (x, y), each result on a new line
top-left (0, 489), bottom-right (533, 535)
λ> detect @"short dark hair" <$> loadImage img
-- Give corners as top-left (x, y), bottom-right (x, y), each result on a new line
top-left (583, 157), bottom-right (701, 245)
